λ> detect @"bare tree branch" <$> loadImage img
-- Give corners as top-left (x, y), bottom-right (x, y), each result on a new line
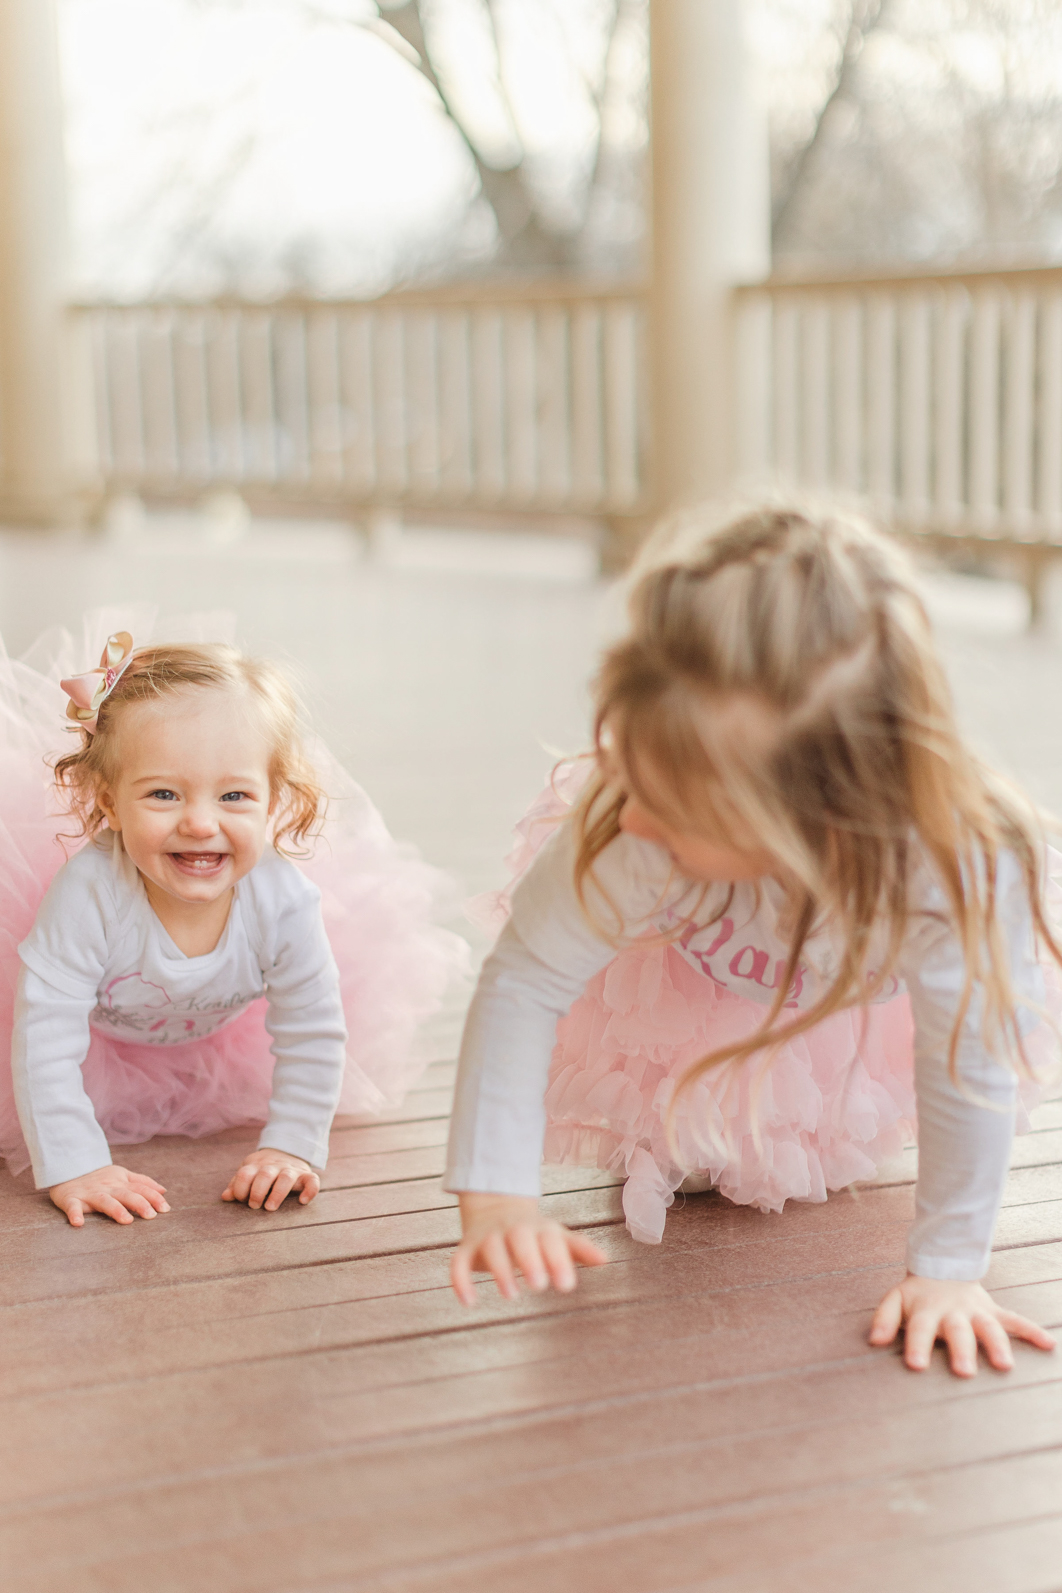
top-left (772, 0), bottom-right (887, 246)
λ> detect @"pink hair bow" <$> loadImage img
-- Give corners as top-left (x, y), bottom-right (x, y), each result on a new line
top-left (60, 631), bottom-right (135, 733)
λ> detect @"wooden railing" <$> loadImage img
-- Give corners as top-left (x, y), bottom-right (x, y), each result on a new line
top-left (70, 283), bottom-right (649, 518)
top-left (734, 266), bottom-right (1062, 557)
top-left (74, 265), bottom-right (1062, 587)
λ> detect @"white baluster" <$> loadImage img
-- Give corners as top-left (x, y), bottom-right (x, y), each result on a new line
top-left (772, 297), bottom-right (799, 485)
top-left (933, 287), bottom-right (966, 528)
top-left (833, 295), bottom-right (862, 494)
top-left (1003, 289), bottom-right (1036, 537)
top-left (1037, 291), bottom-right (1062, 539)
top-left (802, 297), bottom-right (830, 488)
top-left (867, 293), bottom-right (896, 516)
top-left (969, 288), bottom-right (1001, 530)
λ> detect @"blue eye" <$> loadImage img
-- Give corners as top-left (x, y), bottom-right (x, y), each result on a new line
top-left (220, 791), bottom-right (248, 803)
top-left (150, 789), bottom-right (178, 801)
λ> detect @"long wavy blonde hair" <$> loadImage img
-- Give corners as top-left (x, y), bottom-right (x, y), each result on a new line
top-left (574, 501), bottom-right (1061, 1092)
top-left (54, 643), bottom-right (325, 854)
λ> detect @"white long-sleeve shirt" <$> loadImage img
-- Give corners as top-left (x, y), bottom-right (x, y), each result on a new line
top-left (446, 823), bottom-right (1045, 1280)
top-left (13, 834), bottom-right (348, 1187)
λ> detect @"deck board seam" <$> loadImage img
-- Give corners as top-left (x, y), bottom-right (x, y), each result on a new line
top-left (6, 1266), bottom-right (1057, 1393)
top-left (6, 1370), bottom-right (1062, 1527)
top-left (217, 1476), bottom-right (1062, 1593)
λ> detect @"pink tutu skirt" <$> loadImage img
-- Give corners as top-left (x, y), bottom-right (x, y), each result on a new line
top-left (474, 759), bottom-right (1057, 1244)
top-left (0, 610), bottom-right (469, 1178)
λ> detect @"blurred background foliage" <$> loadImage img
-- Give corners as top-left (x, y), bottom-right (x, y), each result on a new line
top-left (60, 0), bottom-right (1062, 300)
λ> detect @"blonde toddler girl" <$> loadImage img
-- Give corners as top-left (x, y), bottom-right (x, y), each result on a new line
top-left (446, 505), bottom-right (1059, 1378)
top-left (0, 626), bottom-right (463, 1223)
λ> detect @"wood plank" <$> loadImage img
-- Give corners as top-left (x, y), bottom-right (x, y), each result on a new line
top-left (0, 1210), bottom-right (905, 1391)
top-left (0, 1157), bottom-right (621, 1236)
top-left (716, 1513), bottom-right (1062, 1593)
top-left (0, 1245), bottom-right (1057, 1512)
top-left (2, 1173), bottom-right (1059, 1313)
top-left (4, 1342), bottom-right (1062, 1590)
top-left (1, 1116), bottom-right (1057, 1234)
top-left (317, 1488), bottom-right (1062, 1593)
top-left (0, 1210), bottom-right (1056, 1405)
top-left (857, 1126), bottom-right (1062, 1188)
top-left (0, 1185), bottom-right (627, 1307)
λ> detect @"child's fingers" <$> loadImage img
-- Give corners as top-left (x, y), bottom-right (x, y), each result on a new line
top-left (119, 1191), bottom-right (160, 1220)
top-left (127, 1179), bottom-right (169, 1212)
top-left (568, 1232), bottom-right (608, 1268)
top-left (223, 1163), bottom-right (257, 1204)
top-left (901, 1309), bottom-right (939, 1370)
top-left (63, 1199), bottom-right (85, 1228)
top-left (129, 1174), bottom-right (168, 1200)
top-left (296, 1172), bottom-right (320, 1205)
top-left (507, 1225), bottom-right (548, 1291)
top-left (538, 1227), bottom-right (577, 1293)
top-left (95, 1195), bottom-right (136, 1225)
top-left (940, 1311), bottom-right (978, 1377)
top-left (450, 1244), bottom-right (477, 1306)
top-left (263, 1170), bottom-right (299, 1211)
top-left (247, 1166), bottom-right (281, 1209)
top-left (995, 1309), bottom-right (1057, 1353)
top-left (868, 1287), bottom-right (903, 1346)
top-left (482, 1231), bottom-right (518, 1300)
top-left (972, 1313), bottom-right (1014, 1372)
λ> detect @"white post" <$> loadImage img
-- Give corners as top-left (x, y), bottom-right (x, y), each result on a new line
top-left (648, 0), bottom-right (770, 513)
top-left (0, 0), bottom-right (72, 525)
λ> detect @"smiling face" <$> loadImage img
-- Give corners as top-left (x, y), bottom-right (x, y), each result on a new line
top-left (97, 686), bottom-right (274, 911)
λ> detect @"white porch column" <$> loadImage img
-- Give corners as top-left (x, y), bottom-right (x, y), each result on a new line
top-left (0, 0), bottom-right (71, 525)
top-left (649, 0), bottom-right (770, 511)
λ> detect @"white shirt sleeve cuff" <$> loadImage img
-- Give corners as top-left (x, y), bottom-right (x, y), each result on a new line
top-left (257, 1123), bottom-right (329, 1170)
top-left (904, 1246), bottom-right (989, 1282)
top-left (443, 1162), bottom-right (543, 1198)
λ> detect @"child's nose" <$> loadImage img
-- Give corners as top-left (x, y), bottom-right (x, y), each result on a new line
top-left (179, 803), bottom-right (218, 836)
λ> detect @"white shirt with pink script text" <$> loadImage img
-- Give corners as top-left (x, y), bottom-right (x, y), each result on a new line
top-left (445, 820), bottom-right (1045, 1281)
top-left (13, 833), bottom-right (347, 1187)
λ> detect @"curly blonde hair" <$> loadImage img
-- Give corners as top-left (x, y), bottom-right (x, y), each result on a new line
top-left (575, 500), bottom-right (1062, 1093)
top-left (53, 643), bottom-right (325, 854)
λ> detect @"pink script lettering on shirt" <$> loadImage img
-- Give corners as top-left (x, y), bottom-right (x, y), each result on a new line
top-left (679, 918), bottom-right (805, 1007)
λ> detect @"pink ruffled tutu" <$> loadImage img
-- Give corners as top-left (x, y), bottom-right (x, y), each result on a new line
top-left (475, 760), bottom-right (1057, 1244)
top-left (0, 611), bottom-right (469, 1178)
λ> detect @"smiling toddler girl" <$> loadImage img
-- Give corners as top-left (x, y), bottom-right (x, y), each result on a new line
top-left (1, 628), bottom-right (463, 1225)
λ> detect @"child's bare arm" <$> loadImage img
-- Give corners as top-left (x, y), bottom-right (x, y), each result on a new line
top-left (869, 1273), bottom-right (1056, 1376)
top-left (49, 1165), bottom-right (169, 1227)
top-left (450, 1191), bottom-right (607, 1306)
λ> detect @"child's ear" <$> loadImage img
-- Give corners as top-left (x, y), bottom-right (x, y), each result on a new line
top-left (97, 786), bottom-right (121, 832)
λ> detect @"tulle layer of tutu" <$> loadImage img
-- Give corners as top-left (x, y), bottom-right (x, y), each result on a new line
top-left (545, 940), bottom-right (918, 1243)
top-left (0, 609), bottom-right (469, 1178)
top-left (29, 1003), bottom-right (279, 1154)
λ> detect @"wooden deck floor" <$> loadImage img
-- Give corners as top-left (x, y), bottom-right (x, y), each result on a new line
top-left (1, 528), bottom-right (1061, 1589)
top-left (1, 1069), bottom-right (1060, 1593)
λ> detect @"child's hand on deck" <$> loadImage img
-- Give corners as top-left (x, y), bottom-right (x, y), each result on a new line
top-left (221, 1147), bottom-right (319, 1211)
top-left (451, 1191), bottom-right (607, 1306)
top-left (50, 1164), bottom-right (170, 1227)
top-left (870, 1273), bottom-right (1057, 1376)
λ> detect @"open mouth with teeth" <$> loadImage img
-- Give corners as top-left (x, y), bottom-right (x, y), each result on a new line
top-left (168, 852), bottom-right (231, 875)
